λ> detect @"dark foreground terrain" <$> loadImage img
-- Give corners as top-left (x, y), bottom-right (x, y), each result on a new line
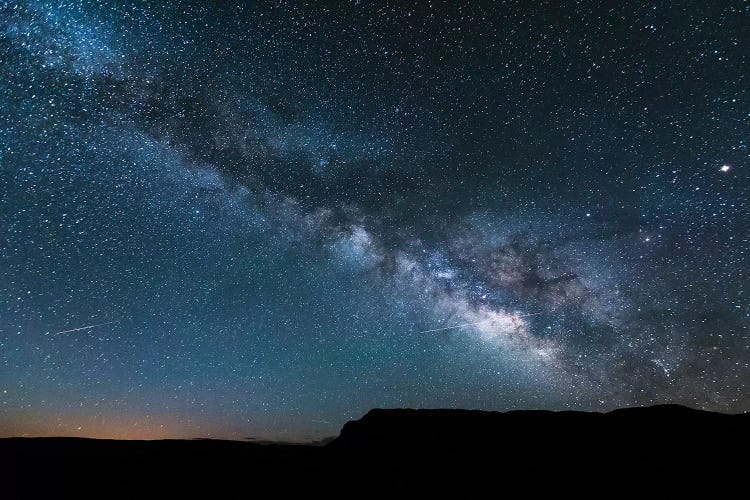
top-left (2, 404), bottom-right (748, 496)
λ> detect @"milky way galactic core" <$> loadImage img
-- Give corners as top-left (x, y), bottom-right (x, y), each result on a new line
top-left (1, 1), bottom-right (748, 441)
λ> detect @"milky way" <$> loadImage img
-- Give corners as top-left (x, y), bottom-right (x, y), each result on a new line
top-left (1, 1), bottom-right (748, 441)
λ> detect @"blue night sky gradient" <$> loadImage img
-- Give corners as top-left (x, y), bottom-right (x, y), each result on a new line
top-left (1, 1), bottom-right (748, 441)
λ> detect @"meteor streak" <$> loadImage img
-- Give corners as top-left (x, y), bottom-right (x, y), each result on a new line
top-left (47, 321), bottom-right (119, 336)
top-left (417, 312), bottom-right (542, 334)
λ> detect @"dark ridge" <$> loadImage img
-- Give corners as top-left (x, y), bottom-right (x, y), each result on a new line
top-left (2, 405), bottom-right (747, 496)
top-left (330, 404), bottom-right (748, 453)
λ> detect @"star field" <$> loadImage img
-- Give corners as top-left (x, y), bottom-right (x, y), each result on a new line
top-left (0, 1), bottom-right (748, 441)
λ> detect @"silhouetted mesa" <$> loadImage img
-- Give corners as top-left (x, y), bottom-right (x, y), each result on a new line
top-left (2, 405), bottom-right (748, 495)
top-left (331, 404), bottom-right (750, 461)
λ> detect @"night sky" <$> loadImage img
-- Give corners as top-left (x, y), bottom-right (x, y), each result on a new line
top-left (1, 1), bottom-right (748, 441)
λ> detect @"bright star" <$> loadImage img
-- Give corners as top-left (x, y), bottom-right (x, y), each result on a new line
top-left (720, 165), bottom-right (731, 172)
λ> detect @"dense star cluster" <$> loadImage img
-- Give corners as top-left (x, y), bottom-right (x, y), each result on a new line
top-left (1, 1), bottom-right (748, 441)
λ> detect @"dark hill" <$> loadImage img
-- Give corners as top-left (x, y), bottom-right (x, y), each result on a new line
top-left (2, 405), bottom-right (747, 496)
top-left (331, 404), bottom-right (749, 457)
